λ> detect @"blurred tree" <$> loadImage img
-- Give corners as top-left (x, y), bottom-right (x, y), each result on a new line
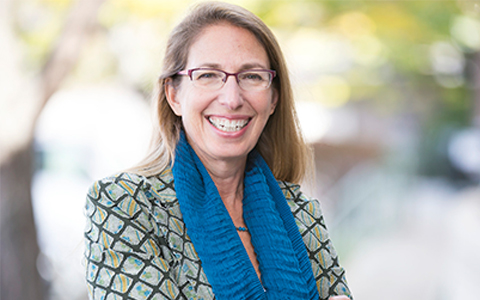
top-left (261, 0), bottom-right (478, 180)
top-left (0, 0), bottom-right (104, 299)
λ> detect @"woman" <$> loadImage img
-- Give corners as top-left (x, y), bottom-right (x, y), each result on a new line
top-left (84, 2), bottom-right (353, 300)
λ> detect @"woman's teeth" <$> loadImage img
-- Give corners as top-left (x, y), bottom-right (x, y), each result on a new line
top-left (208, 117), bottom-right (249, 132)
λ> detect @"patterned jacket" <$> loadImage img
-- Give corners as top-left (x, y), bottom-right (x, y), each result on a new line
top-left (84, 169), bottom-right (352, 300)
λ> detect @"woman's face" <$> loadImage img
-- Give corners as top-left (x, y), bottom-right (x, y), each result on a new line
top-left (166, 23), bottom-right (278, 168)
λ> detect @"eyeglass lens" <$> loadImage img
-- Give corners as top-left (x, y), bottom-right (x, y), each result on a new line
top-left (190, 69), bottom-right (273, 90)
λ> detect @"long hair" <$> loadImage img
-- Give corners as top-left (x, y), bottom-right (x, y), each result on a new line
top-left (131, 1), bottom-right (311, 183)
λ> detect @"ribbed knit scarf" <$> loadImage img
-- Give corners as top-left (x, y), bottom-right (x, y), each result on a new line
top-left (172, 131), bottom-right (319, 300)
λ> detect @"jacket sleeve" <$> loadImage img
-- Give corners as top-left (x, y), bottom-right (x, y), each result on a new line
top-left (84, 175), bottom-right (184, 300)
top-left (281, 182), bottom-right (353, 300)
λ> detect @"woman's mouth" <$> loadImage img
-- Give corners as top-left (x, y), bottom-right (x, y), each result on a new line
top-left (208, 116), bottom-right (250, 132)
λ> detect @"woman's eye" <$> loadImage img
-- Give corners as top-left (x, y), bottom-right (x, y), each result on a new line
top-left (197, 72), bottom-right (220, 80)
top-left (243, 73), bottom-right (263, 81)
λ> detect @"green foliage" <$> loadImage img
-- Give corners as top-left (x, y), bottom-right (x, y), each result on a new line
top-left (12, 0), bottom-right (478, 179)
top-left (15, 0), bottom-right (72, 68)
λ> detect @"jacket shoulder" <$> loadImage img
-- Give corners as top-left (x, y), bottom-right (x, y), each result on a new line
top-left (87, 169), bottom-right (177, 207)
top-left (278, 181), bottom-right (325, 221)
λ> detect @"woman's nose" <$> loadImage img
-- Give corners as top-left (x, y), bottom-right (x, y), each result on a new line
top-left (217, 76), bottom-right (244, 110)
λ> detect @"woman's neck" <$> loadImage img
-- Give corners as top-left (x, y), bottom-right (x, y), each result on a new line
top-left (207, 159), bottom-right (245, 208)
top-left (186, 134), bottom-right (247, 209)
top-left (191, 151), bottom-right (245, 208)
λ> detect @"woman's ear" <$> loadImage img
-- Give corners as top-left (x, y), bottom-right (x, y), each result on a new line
top-left (165, 78), bottom-right (182, 116)
top-left (270, 88), bottom-right (279, 115)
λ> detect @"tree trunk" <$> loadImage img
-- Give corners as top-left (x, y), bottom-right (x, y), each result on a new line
top-left (0, 0), bottom-right (105, 299)
top-left (0, 142), bottom-right (44, 300)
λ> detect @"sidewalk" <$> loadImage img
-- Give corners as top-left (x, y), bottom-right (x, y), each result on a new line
top-left (344, 184), bottom-right (480, 300)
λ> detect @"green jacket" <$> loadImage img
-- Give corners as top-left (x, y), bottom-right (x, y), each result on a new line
top-left (84, 169), bottom-right (352, 300)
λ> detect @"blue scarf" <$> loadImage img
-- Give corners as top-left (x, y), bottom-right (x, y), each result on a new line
top-left (172, 131), bottom-right (318, 300)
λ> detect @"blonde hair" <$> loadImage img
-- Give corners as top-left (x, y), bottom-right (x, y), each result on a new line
top-left (131, 1), bottom-right (311, 183)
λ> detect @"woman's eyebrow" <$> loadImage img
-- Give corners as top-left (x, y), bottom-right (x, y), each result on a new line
top-left (240, 63), bottom-right (269, 70)
top-left (197, 63), bottom-right (222, 69)
top-left (195, 62), bottom-right (269, 70)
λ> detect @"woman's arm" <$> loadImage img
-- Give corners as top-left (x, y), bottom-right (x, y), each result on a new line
top-left (84, 176), bottom-right (183, 300)
top-left (281, 182), bottom-right (353, 300)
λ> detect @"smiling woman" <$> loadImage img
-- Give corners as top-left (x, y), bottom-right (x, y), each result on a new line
top-left (83, 2), bottom-right (353, 300)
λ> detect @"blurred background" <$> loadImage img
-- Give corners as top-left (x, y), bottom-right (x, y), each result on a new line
top-left (1, 0), bottom-right (479, 299)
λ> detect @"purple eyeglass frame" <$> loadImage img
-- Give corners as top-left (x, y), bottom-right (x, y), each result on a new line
top-left (177, 68), bottom-right (276, 88)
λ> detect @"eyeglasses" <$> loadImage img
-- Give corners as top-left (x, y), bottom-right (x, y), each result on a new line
top-left (177, 68), bottom-right (276, 91)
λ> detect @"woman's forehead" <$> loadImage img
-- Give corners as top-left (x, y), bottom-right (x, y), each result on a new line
top-left (185, 23), bottom-right (270, 69)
